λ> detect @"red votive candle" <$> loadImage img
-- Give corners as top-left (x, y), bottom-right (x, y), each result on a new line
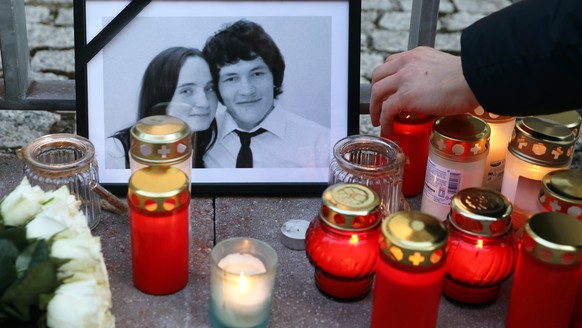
top-left (506, 212), bottom-right (582, 328)
top-left (305, 183), bottom-right (382, 300)
top-left (444, 187), bottom-right (517, 304)
top-left (128, 166), bottom-right (190, 295)
top-left (382, 112), bottom-right (435, 197)
top-left (371, 211), bottom-right (448, 328)
top-left (573, 281), bottom-right (582, 328)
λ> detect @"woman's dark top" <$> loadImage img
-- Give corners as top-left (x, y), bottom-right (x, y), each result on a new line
top-left (461, 0), bottom-right (582, 116)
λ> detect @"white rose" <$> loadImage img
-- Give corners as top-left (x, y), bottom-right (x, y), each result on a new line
top-left (51, 234), bottom-right (101, 275)
top-left (25, 212), bottom-right (67, 240)
top-left (1, 178), bottom-right (45, 226)
top-left (42, 186), bottom-right (81, 217)
top-left (47, 279), bottom-right (115, 328)
top-left (39, 198), bottom-right (91, 236)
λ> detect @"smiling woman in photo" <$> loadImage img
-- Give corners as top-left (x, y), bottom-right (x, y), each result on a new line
top-left (107, 47), bottom-right (218, 168)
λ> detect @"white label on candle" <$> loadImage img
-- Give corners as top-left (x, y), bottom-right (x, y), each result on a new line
top-left (423, 159), bottom-right (463, 206)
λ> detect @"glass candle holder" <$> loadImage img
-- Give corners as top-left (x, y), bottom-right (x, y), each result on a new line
top-left (210, 237), bottom-right (278, 328)
top-left (471, 107), bottom-right (516, 191)
top-left (329, 134), bottom-right (405, 217)
top-left (371, 211), bottom-right (448, 328)
top-left (421, 114), bottom-right (491, 221)
top-left (130, 115), bottom-right (192, 181)
top-left (501, 117), bottom-right (576, 232)
top-left (127, 166), bottom-right (190, 295)
top-left (444, 187), bottom-right (517, 304)
top-left (537, 169), bottom-right (582, 220)
top-left (305, 183), bottom-right (382, 300)
top-left (381, 112), bottom-right (435, 197)
top-left (506, 212), bottom-right (582, 328)
top-left (19, 133), bottom-right (102, 229)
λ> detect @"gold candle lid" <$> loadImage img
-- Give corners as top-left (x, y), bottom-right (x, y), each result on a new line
top-left (535, 110), bottom-right (581, 138)
top-left (471, 106), bottom-right (515, 123)
top-left (538, 170), bottom-right (582, 219)
top-left (380, 211), bottom-right (448, 268)
top-left (430, 114), bottom-right (490, 160)
top-left (319, 183), bottom-right (381, 231)
top-left (128, 166), bottom-right (190, 213)
top-left (130, 115), bottom-right (192, 165)
top-left (508, 117), bottom-right (575, 166)
top-left (449, 187), bottom-right (513, 237)
top-left (523, 212), bottom-right (582, 266)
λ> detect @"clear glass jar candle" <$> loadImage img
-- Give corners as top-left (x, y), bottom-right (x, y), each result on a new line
top-left (444, 187), bottom-right (517, 304)
top-left (209, 237), bottom-right (278, 328)
top-left (127, 166), bottom-right (190, 295)
top-left (130, 115), bottom-right (192, 181)
top-left (471, 107), bottom-right (516, 191)
top-left (305, 183), bottom-right (382, 300)
top-left (501, 117), bottom-right (576, 232)
top-left (506, 212), bottom-right (582, 328)
top-left (421, 114), bottom-right (490, 221)
top-left (329, 134), bottom-right (405, 217)
top-left (381, 112), bottom-right (435, 197)
top-left (371, 211), bottom-right (448, 328)
top-left (19, 133), bottom-right (102, 229)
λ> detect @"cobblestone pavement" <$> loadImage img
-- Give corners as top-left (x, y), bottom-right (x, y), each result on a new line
top-left (1, 0), bottom-right (511, 150)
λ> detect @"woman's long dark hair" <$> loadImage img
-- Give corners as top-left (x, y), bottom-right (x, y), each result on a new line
top-left (111, 47), bottom-right (217, 168)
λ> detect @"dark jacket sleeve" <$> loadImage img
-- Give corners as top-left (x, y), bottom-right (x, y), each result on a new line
top-left (461, 0), bottom-right (582, 116)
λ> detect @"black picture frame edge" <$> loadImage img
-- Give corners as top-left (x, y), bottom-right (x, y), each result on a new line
top-left (74, 0), bottom-right (360, 196)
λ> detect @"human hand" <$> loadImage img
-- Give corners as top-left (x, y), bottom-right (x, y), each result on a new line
top-left (369, 46), bottom-right (479, 135)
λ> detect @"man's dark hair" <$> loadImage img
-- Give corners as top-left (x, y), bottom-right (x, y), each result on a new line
top-left (203, 20), bottom-right (285, 102)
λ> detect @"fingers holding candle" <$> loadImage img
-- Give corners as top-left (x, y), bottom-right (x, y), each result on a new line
top-left (369, 47), bottom-right (480, 136)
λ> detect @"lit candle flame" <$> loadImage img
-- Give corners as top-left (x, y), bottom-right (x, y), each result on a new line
top-left (349, 234), bottom-right (359, 245)
top-left (237, 273), bottom-right (251, 293)
top-left (475, 239), bottom-right (483, 249)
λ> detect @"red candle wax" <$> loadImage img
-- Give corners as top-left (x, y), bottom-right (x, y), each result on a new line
top-left (128, 166), bottom-right (190, 295)
top-left (306, 217), bottom-right (379, 299)
top-left (572, 279), bottom-right (582, 328)
top-left (371, 253), bottom-right (446, 328)
top-left (305, 183), bottom-right (382, 300)
top-left (130, 204), bottom-right (189, 295)
top-left (506, 212), bottom-right (582, 328)
top-left (444, 188), bottom-right (517, 304)
top-left (371, 211), bottom-right (448, 328)
top-left (382, 112), bottom-right (434, 197)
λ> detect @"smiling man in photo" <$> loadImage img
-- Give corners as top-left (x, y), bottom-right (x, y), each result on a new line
top-left (202, 19), bottom-right (330, 169)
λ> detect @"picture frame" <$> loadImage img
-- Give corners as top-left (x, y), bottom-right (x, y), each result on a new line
top-left (74, 0), bottom-right (360, 195)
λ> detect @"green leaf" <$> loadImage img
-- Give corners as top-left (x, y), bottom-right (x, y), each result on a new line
top-left (15, 240), bottom-right (50, 278)
top-left (0, 226), bottom-right (27, 251)
top-left (1, 261), bottom-right (58, 320)
top-left (0, 257), bottom-right (17, 294)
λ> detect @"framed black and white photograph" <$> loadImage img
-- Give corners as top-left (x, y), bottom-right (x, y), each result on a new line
top-left (75, 0), bottom-right (360, 194)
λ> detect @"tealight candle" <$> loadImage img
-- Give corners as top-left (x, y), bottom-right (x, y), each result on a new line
top-left (210, 238), bottom-right (278, 328)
